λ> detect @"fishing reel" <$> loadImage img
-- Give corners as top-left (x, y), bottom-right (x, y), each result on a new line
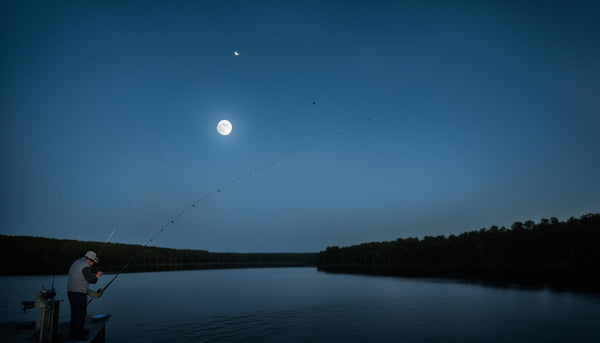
top-left (87, 288), bottom-right (104, 299)
top-left (21, 286), bottom-right (57, 313)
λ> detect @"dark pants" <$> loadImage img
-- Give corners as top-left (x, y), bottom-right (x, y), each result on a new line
top-left (68, 291), bottom-right (87, 339)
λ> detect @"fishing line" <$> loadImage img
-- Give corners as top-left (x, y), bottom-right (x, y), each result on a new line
top-left (88, 161), bottom-right (276, 304)
top-left (90, 105), bottom-right (373, 305)
top-left (143, 162), bottom-right (275, 247)
top-left (98, 159), bottom-right (162, 256)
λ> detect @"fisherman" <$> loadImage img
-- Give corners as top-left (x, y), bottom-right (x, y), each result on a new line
top-left (67, 251), bottom-right (102, 341)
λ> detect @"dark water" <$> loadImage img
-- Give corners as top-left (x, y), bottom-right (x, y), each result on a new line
top-left (2, 267), bottom-right (600, 342)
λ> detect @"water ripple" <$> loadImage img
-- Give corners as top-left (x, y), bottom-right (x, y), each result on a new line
top-left (137, 308), bottom-right (311, 342)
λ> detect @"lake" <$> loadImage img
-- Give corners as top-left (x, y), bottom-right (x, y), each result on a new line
top-left (2, 267), bottom-right (599, 342)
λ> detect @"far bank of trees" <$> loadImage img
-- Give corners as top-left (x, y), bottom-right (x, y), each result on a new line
top-left (3, 212), bottom-right (598, 292)
top-left (317, 213), bottom-right (600, 290)
top-left (0, 236), bottom-right (316, 275)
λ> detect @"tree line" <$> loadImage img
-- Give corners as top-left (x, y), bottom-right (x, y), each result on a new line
top-left (317, 213), bottom-right (600, 291)
top-left (0, 235), bottom-right (317, 275)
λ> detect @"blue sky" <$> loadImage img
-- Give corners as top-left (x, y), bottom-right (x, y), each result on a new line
top-left (1, 0), bottom-right (599, 252)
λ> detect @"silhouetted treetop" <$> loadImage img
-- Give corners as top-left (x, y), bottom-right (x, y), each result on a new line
top-left (317, 213), bottom-right (599, 291)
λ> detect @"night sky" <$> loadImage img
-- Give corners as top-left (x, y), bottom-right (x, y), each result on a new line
top-left (1, 1), bottom-right (599, 252)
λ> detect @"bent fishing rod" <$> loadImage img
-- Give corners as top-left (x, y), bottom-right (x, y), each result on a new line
top-left (88, 161), bottom-right (275, 304)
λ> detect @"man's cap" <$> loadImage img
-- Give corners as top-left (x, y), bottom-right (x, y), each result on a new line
top-left (85, 251), bottom-right (99, 263)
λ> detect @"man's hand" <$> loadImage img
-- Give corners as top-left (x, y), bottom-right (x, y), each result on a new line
top-left (96, 271), bottom-right (102, 278)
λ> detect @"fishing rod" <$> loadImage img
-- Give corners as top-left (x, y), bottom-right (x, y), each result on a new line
top-left (88, 161), bottom-right (276, 304)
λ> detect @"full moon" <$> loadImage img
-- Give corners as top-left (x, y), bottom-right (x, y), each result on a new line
top-left (217, 120), bottom-right (232, 135)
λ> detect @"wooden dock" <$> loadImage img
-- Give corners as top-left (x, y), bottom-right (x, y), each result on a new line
top-left (0, 314), bottom-right (110, 343)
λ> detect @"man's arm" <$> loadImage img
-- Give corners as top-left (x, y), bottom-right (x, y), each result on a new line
top-left (82, 267), bottom-right (98, 284)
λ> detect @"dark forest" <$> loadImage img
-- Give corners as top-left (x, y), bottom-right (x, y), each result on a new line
top-left (0, 236), bottom-right (317, 275)
top-left (317, 213), bottom-right (600, 291)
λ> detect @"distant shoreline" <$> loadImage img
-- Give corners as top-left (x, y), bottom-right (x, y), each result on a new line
top-left (0, 262), bottom-right (316, 277)
top-left (87, 262), bottom-right (316, 275)
top-left (0, 234), bottom-right (317, 276)
top-left (316, 264), bottom-right (599, 293)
